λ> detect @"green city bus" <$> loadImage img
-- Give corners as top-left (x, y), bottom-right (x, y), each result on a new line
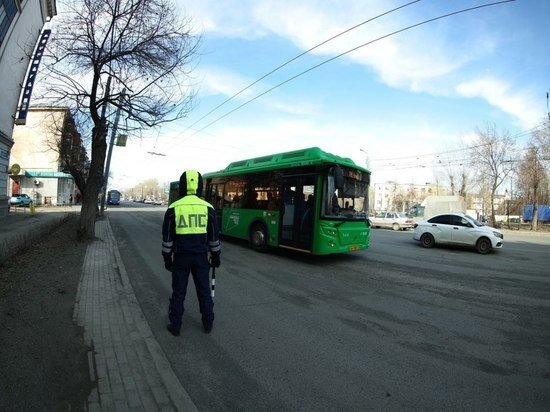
top-left (168, 147), bottom-right (371, 255)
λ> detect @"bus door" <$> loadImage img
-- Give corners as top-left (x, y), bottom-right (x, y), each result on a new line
top-left (280, 177), bottom-right (316, 252)
top-left (206, 182), bottom-right (225, 229)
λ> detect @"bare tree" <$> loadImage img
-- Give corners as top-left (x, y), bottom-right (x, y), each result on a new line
top-left (37, 0), bottom-right (199, 239)
top-left (436, 146), bottom-right (469, 198)
top-left (42, 109), bottom-right (90, 189)
top-left (442, 160), bottom-right (470, 198)
top-left (126, 178), bottom-right (165, 201)
top-left (404, 183), bottom-right (419, 211)
top-left (470, 124), bottom-right (515, 227)
top-left (517, 122), bottom-right (550, 230)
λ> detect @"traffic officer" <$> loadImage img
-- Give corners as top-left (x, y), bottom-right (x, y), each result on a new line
top-left (162, 170), bottom-right (221, 336)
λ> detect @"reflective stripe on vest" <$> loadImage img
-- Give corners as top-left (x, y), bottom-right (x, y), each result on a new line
top-left (170, 195), bottom-right (212, 235)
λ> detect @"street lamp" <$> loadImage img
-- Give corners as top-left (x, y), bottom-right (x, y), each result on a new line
top-left (360, 148), bottom-right (370, 169)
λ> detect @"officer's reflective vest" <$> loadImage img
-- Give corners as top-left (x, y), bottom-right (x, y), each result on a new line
top-left (170, 195), bottom-right (213, 235)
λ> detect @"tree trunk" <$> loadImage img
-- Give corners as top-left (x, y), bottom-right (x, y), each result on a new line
top-left (532, 201), bottom-right (539, 231)
top-left (490, 191), bottom-right (497, 227)
top-left (532, 183), bottom-right (539, 231)
top-left (77, 125), bottom-right (107, 239)
top-left (78, 191), bottom-right (98, 240)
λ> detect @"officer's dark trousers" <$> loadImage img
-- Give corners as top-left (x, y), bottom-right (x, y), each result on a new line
top-left (169, 253), bottom-right (214, 331)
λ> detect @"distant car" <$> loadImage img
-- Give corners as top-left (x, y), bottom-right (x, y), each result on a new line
top-left (10, 193), bottom-right (33, 207)
top-left (413, 213), bottom-right (503, 254)
top-left (369, 211), bottom-right (414, 231)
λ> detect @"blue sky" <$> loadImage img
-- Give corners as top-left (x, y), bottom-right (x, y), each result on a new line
top-left (107, 0), bottom-right (549, 190)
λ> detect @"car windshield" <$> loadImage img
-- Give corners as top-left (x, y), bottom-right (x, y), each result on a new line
top-left (465, 215), bottom-right (484, 227)
top-left (397, 212), bottom-right (408, 218)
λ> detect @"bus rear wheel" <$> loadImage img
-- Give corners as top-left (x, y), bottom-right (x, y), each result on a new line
top-left (250, 223), bottom-right (268, 252)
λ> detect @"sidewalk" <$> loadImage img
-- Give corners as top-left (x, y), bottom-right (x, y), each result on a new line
top-left (1, 207), bottom-right (197, 410)
top-left (74, 217), bottom-right (197, 411)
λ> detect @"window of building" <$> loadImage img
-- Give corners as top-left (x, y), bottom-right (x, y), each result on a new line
top-left (0, 0), bottom-right (18, 47)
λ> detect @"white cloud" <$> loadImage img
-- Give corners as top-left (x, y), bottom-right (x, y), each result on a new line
top-left (190, 1), bottom-right (476, 92)
top-left (197, 65), bottom-right (321, 117)
top-left (198, 66), bottom-right (257, 99)
top-left (181, 1), bottom-right (269, 38)
top-left (182, 0), bottom-right (537, 126)
top-left (456, 77), bottom-right (540, 128)
top-left (257, 2), bottom-right (470, 90)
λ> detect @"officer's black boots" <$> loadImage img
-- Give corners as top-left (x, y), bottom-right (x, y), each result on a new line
top-left (167, 323), bottom-right (213, 335)
top-left (166, 324), bottom-right (180, 337)
top-left (203, 322), bottom-right (213, 334)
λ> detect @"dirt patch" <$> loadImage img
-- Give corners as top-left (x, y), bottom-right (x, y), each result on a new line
top-left (0, 215), bottom-right (93, 411)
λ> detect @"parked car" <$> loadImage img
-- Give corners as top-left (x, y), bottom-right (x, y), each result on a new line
top-left (413, 213), bottom-right (503, 254)
top-left (9, 193), bottom-right (33, 207)
top-left (369, 211), bottom-right (414, 231)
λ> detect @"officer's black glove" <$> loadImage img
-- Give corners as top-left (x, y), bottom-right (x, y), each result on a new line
top-left (210, 252), bottom-right (221, 268)
top-left (163, 254), bottom-right (173, 272)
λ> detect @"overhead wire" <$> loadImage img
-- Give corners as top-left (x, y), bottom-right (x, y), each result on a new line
top-left (374, 142), bottom-right (536, 171)
top-left (370, 122), bottom-right (545, 165)
top-left (180, 0), bottom-right (516, 142)
top-left (180, 0), bottom-right (423, 136)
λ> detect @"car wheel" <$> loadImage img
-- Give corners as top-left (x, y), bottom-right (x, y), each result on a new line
top-left (392, 223), bottom-right (400, 231)
top-left (249, 223), bottom-right (268, 252)
top-left (476, 237), bottom-right (491, 254)
top-left (420, 233), bottom-right (435, 248)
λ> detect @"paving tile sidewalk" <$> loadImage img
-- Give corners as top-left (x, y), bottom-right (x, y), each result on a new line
top-left (74, 217), bottom-right (197, 411)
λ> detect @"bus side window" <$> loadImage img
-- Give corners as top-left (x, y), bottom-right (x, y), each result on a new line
top-left (267, 192), bottom-right (279, 210)
top-left (232, 195), bottom-right (242, 208)
top-left (215, 186), bottom-right (224, 209)
top-left (223, 194), bottom-right (232, 207)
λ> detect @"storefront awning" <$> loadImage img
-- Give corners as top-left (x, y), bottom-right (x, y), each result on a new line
top-left (24, 170), bottom-right (73, 179)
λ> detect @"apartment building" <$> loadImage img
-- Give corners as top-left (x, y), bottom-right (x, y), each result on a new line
top-left (9, 107), bottom-right (86, 206)
top-left (0, 0), bottom-right (57, 216)
top-left (372, 182), bottom-right (446, 212)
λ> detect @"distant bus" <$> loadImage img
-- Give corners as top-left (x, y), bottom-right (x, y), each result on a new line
top-left (107, 190), bottom-right (121, 205)
top-left (169, 147), bottom-right (371, 255)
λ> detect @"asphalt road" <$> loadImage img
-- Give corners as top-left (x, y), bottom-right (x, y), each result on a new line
top-left (109, 202), bottom-right (550, 411)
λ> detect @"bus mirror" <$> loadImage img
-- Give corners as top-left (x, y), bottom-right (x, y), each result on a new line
top-left (332, 166), bottom-right (344, 190)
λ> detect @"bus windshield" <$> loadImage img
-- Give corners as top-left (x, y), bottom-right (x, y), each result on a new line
top-left (323, 175), bottom-right (368, 220)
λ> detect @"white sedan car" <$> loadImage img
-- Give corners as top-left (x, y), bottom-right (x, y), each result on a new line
top-left (413, 213), bottom-right (503, 254)
top-left (369, 211), bottom-right (415, 231)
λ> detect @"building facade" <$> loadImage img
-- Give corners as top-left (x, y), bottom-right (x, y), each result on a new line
top-left (0, 0), bottom-right (57, 216)
top-left (372, 182), bottom-right (445, 212)
top-left (9, 107), bottom-right (85, 206)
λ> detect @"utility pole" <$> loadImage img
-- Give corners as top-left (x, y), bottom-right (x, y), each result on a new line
top-left (100, 88), bottom-right (126, 215)
top-left (360, 148), bottom-right (370, 169)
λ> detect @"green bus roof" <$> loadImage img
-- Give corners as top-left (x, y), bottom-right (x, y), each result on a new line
top-left (204, 147), bottom-right (370, 177)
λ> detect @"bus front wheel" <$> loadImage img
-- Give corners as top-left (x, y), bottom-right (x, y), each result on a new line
top-left (250, 223), bottom-right (268, 252)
